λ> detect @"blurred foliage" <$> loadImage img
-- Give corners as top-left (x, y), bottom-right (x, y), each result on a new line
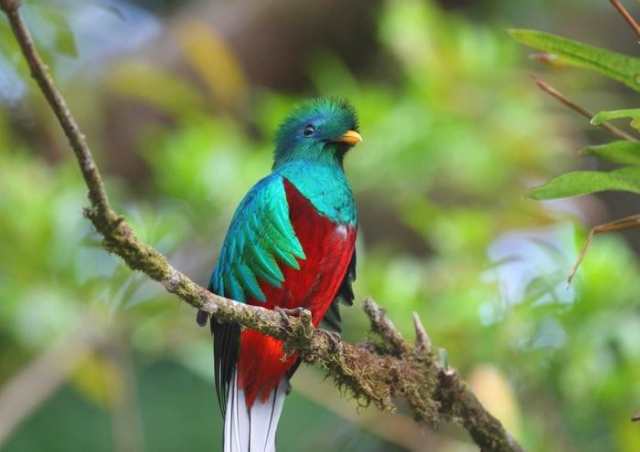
top-left (1, 0), bottom-right (639, 451)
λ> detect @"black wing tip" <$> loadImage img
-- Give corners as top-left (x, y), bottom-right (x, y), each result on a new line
top-left (196, 309), bottom-right (209, 327)
top-left (212, 319), bottom-right (240, 417)
top-left (320, 250), bottom-right (356, 333)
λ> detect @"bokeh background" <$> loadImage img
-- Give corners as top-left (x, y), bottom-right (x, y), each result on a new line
top-left (1, 0), bottom-right (639, 451)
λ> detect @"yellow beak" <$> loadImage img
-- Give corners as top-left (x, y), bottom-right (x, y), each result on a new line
top-left (336, 130), bottom-right (363, 146)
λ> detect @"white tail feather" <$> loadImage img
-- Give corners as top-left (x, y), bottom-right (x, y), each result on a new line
top-left (224, 371), bottom-right (287, 452)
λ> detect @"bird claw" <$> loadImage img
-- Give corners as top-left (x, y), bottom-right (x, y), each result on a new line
top-left (275, 307), bottom-right (292, 329)
top-left (325, 330), bottom-right (342, 350)
top-left (275, 307), bottom-right (306, 317)
top-left (275, 307), bottom-right (307, 328)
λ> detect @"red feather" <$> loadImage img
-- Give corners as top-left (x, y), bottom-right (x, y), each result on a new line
top-left (237, 178), bottom-right (356, 407)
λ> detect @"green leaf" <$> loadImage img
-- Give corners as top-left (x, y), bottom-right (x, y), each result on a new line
top-left (591, 109), bottom-right (640, 130)
top-left (585, 141), bottom-right (640, 165)
top-left (509, 29), bottom-right (640, 92)
top-left (529, 167), bottom-right (640, 200)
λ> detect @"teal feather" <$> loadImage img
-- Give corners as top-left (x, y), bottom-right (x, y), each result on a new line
top-left (245, 240), bottom-right (282, 288)
top-left (225, 269), bottom-right (244, 303)
top-left (210, 173), bottom-right (303, 303)
top-left (249, 218), bottom-right (284, 285)
top-left (235, 262), bottom-right (265, 302)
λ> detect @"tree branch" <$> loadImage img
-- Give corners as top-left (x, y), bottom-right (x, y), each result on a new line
top-left (532, 76), bottom-right (638, 142)
top-left (0, 2), bottom-right (523, 451)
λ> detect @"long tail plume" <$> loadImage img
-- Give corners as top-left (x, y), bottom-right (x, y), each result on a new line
top-left (224, 372), bottom-right (287, 452)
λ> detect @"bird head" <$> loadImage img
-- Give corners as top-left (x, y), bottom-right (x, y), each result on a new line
top-left (273, 98), bottom-right (361, 169)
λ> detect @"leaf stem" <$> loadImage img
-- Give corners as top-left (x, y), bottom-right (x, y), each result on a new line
top-left (610, 0), bottom-right (640, 41)
top-left (533, 77), bottom-right (639, 142)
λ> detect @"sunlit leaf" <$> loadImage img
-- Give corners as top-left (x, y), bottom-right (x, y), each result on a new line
top-left (584, 141), bottom-right (640, 166)
top-left (509, 29), bottom-right (640, 92)
top-left (529, 167), bottom-right (640, 199)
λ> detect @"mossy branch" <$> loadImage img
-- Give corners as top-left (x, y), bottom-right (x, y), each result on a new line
top-left (0, 1), bottom-right (523, 451)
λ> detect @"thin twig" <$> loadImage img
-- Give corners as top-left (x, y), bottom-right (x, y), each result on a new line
top-left (0, 2), bottom-right (524, 451)
top-left (412, 312), bottom-right (432, 353)
top-left (533, 77), bottom-right (638, 142)
top-left (610, 0), bottom-right (640, 40)
top-left (1, 1), bottom-right (112, 218)
top-left (363, 298), bottom-right (409, 355)
top-left (568, 214), bottom-right (640, 283)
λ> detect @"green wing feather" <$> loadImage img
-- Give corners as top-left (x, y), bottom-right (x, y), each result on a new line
top-left (209, 174), bottom-right (305, 303)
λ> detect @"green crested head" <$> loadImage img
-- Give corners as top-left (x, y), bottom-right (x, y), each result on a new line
top-left (273, 98), bottom-right (361, 169)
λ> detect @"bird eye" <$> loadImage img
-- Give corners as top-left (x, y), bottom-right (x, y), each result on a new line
top-left (303, 124), bottom-right (315, 137)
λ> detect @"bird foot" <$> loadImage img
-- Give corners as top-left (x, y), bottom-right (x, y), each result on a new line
top-left (275, 307), bottom-right (308, 328)
top-left (324, 330), bottom-right (342, 351)
top-left (275, 307), bottom-right (306, 318)
top-left (275, 307), bottom-right (294, 329)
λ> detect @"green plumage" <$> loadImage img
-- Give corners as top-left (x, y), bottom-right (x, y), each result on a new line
top-left (210, 173), bottom-right (305, 303)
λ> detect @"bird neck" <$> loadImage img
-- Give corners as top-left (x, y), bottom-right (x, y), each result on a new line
top-left (275, 160), bottom-right (356, 226)
top-left (273, 141), bottom-right (346, 170)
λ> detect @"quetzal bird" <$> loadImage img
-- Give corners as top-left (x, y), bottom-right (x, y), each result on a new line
top-left (199, 98), bottom-right (361, 452)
